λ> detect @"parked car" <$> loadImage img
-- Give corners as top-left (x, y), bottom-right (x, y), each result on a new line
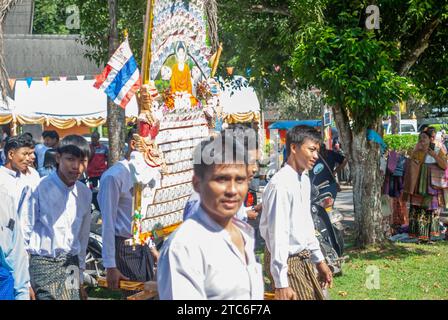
top-left (383, 119), bottom-right (418, 135)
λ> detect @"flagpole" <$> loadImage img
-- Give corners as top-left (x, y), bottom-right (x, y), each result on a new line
top-left (141, 0), bottom-right (155, 88)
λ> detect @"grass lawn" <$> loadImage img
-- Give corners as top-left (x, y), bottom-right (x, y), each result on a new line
top-left (87, 237), bottom-right (448, 300)
top-left (328, 241), bottom-right (448, 300)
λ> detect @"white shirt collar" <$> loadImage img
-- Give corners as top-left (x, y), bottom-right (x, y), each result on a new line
top-left (48, 171), bottom-right (79, 197)
top-left (0, 165), bottom-right (20, 178)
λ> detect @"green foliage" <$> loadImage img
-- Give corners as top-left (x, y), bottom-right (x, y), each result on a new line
top-left (383, 134), bottom-right (418, 153)
top-left (276, 89), bottom-right (324, 120)
top-left (33, 0), bottom-right (78, 34)
top-left (218, 0), bottom-right (448, 121)
top-left (291, 5), bottom-right (416, 132)
top-left (75, 0), bottom-right (146, 66)
top-left (33, 0), bottom-right (146, 66)
top-left (32, 0), bottom-right (448, 111)
top-left (428, 124), bottom-right (448, 132)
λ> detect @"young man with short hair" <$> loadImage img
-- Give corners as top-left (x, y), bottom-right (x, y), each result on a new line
top-left (0, 135), bottom-right (35, 212)
top-left (260, 125), bottom-right (333, 300)
top-left (157, 134), bottom-right (264, 300)
top-left (20, 135), bottom-right (92, 300)
top-left (34, 130), bottom-right (59, 171)
top-left (19, 133), bottom-right (41, 194)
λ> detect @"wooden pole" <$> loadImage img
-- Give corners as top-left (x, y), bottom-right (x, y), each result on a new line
top-left (141, 0), bottom-right (155, 88)
top-left (211, 43), bottom-right (223, 78)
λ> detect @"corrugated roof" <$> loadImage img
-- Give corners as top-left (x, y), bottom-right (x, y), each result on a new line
top-left (3, 0), bottom-right (33, 34)
top-left (4, 34), bottom-right (102, 79)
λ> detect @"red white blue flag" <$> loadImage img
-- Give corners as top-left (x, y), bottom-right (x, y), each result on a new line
top-left (94, 39), bottom-right (140, 109)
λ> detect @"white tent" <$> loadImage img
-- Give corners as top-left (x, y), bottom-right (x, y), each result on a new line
top-left (11, 79), bottom-right (138, 118)
top-left (218, 76), bottom-right (260, 123)
top-left (0, 79), bottom-right (138, 133)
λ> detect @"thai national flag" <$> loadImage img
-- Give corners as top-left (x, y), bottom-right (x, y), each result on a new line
top-left (94, 39), bottom-right (141, 109)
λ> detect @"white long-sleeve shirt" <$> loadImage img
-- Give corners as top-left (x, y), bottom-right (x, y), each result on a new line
top-left (20, 172), bottom-right (92, 277)
top-left (157, 206), bottom-right (264, 300)
top-left (98, 159), bottom-right (160, 268)
top-left (0, 186), bottom-right (30, 300)
top-left (0, 166), bottom-right (23, 212)
top-left (0, 166), bottom-right (41, 215)
top-left (259, 164), bottom-right (324, 289)
top-left (97, 160), bottom-right (135, 268)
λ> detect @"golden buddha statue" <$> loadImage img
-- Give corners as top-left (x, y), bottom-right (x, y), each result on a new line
top-left (166, 42), bottom-right (198, 109)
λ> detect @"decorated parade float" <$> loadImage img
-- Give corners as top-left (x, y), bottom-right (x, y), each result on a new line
top-left (95, 0), bottom-right (224, 297)
top-left (126, 0), bottom-right (222, 249)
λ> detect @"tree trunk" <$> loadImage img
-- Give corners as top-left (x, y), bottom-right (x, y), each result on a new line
top-left (107, 0), bottom-right (126, 165)
top-left (205, 0), bottom-right (219, 52)
top-left (350, 129), bottom-right (384, 246)
top-left (333, 105), bottom-right (385, 246)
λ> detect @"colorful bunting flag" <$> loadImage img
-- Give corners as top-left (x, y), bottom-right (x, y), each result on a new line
top-left (8, 78), bottom-right (16, 90)
top-left (42, 76), bottom-right (50, 86)
top-left (26, 77), bottom-right (33, 88)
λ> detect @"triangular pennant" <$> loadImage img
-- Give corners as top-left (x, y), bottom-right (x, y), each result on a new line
top-left (42, 76), bottom-right (50, 86)
top-left (26, 77), bottom-right (33, 88)
top-left (76, 75), bottom-right (85, 81)
top-left (8, 78), bottom-right (16, 90)
top-left (59, 76), bottom-right (67, 81)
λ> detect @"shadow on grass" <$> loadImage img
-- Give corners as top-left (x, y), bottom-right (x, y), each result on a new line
top-left (342, 224), bottom-right (448, 262)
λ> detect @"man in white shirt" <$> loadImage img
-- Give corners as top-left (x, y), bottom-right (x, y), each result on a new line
top-left (260, 125), bottom-right (333, 300)
top-left (21, 135), bottom-right (92, 300)
top-left (157, 134), bottom-right (264, 300)
top-left (34, 130), bottom-right (59, 171)
top-left (0, 135), bottom-right (35, 213)
top-left (98, 128), bottom-right (159, 293)
top-left (19, 133), bottom-right (42, 194)
top-left (0, 186), bottom-right (30, 300)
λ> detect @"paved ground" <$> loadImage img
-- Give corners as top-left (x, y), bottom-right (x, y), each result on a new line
top-left (334, 184), bottom-right (354, 228)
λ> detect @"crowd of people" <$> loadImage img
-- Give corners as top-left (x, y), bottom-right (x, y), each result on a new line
top-left (0, 125), bottom-right (335, 300)
top-left (383, 125), bottom-right (448, 243)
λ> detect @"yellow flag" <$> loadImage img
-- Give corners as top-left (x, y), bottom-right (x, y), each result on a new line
top-left (42, 76), bottom-right (50, 85)
top-left (400, 101), bottom-right (406, 113)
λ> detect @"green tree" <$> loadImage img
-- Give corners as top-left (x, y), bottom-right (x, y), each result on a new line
top-left (276, 89), bottom-right (324, 120)
top-left (219, 0), bottom-right (448, 246)
top-left (33, 0), bottom-right (78, 35)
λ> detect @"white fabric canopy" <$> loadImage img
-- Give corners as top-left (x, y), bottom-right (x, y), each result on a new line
top-left (0, 96), bottom-right (16, 114)
top-left (5, 79), bottom-right (138, 119)
top-left (219, 76), bottom-right (260, 114)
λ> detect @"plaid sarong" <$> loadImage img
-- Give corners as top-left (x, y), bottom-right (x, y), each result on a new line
top-left (264, 248), bottom-right (325, 300)
top-left (29, 254), bottom-right (80, 300)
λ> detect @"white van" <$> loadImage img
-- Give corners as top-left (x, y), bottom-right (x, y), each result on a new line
top-left (383, 119), bottom-right (418, 135)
